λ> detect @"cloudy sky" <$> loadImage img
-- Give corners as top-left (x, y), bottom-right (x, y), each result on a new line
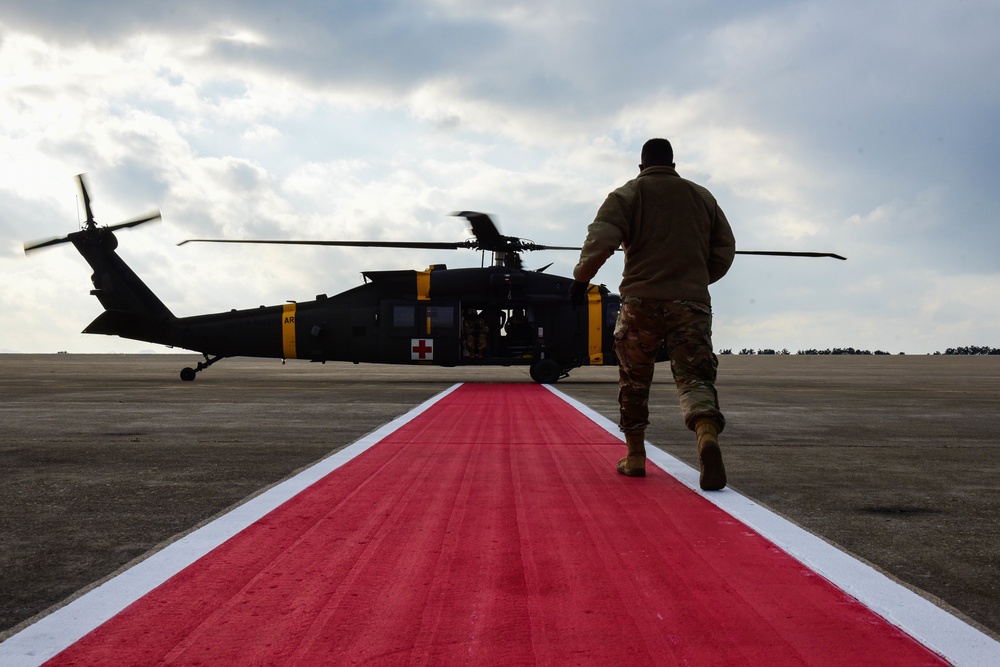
top-left (1, 0), bottom-right (997, 355)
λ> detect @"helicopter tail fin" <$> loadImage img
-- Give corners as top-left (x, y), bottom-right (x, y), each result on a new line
top-left (24, 174), bottom-right (178, 346)
top-left (73, 233), bottom-right (177, 343)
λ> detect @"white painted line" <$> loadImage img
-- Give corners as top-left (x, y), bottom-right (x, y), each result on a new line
top-left (546, 384), bottom-right (1000, 667)
top-left (0, 384), bottom-right (463, 667)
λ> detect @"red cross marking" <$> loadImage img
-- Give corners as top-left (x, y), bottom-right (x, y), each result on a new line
top-left (411, 339), bottom-right (433, 360)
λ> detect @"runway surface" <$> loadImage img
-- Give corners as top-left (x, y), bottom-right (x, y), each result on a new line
top-left (0, 355), bottom-right (998, 663)
top-left (6, 382), bottom-right (994, 665)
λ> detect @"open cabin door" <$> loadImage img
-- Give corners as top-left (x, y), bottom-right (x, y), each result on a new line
top-left (460, 304), bottom-right (543, 365)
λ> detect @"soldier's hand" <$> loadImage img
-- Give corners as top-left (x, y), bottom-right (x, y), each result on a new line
top-left (569, 280), bottom-right (589, 309)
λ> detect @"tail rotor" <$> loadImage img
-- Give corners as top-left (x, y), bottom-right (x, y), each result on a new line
top-left (24, 174), bottom-right (161, 254)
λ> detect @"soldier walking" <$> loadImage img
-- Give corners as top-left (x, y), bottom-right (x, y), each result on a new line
top-left (570, 138), bottom-right (736, 490)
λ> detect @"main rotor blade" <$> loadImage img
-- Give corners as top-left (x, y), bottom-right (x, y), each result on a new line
top-left (453, 211), bottom-right (504, 250)
top-left (522, 243), bottom-right (587, 251)
top-left (178, 239), bottom-right (472, 250)
top-left (735, 250), bottom-right (847, 260)
top-left (518, 244), bottom-right (847, 260)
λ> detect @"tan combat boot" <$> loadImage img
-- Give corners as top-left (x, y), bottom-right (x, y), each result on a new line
top-left (695, 419), bottom-right (727, 491)
top-left (617, 432), bottom-right (647, 477)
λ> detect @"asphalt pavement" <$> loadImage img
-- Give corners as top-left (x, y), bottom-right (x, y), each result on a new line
top-left (1, 354), bottom-right (997, 642)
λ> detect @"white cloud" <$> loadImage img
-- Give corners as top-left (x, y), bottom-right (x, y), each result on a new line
top-left (1, 1), bottom-right (998, 354)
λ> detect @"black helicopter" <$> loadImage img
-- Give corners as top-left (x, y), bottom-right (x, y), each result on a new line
top-left (25, 175), bottom-right (846, 383)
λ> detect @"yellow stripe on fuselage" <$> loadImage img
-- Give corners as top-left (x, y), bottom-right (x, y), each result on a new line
top-left (587, 288), bottom-right (603, 365)
top-left (282, 303), bottom-right (297, 359)
top-left (417, 269), bottom-right (432, 301)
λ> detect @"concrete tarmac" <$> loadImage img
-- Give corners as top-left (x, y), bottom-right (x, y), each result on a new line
top-left (1, 354), bottom-right (997, 641)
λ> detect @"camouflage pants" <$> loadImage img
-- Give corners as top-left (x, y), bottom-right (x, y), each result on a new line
top-left (613, 296), bottom-right (725, 435)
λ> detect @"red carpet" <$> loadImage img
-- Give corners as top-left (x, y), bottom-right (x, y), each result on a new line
top-left (46, 384), bottom-right (945, 665)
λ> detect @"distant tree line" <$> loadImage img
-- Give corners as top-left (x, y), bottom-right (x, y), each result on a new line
top-left (935, 346), bottom-right (1000, 355)
top-left (718, 346), bottom-right (999, 356)
top-left (718, 348), bottom-right (896, 355)
top-left (795, 348), bottom-right (896, 355)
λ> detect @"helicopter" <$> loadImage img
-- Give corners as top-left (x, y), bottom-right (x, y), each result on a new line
top-left (24, 175), bottom-right (846, 383)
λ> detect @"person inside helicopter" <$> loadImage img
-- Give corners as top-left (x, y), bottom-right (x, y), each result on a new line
top-left (463, 308), bottom-right (490, 358)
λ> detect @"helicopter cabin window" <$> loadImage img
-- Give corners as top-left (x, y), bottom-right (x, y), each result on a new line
top-left (426, 306), bottom-right (454, 334)
top-left (392, 305), bottom-right (416, 332)
top-left (392, 305), bottom-right (455, 334)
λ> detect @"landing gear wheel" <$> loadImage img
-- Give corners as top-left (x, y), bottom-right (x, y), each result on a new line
top-left (529, 358), bottom-right (561, 384)
top-left (179, 354), bottom-right (224, 382)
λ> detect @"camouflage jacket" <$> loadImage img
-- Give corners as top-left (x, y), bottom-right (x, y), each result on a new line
top-left (573, 166), bottom-right (736, 305)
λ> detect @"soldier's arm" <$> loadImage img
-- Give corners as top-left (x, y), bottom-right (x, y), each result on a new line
top-left (707, 204), bottom-right (736, 284)
top-left (573, 194), bottom-right (628, 284)
top-left (691, 183), bottom-right (736, 284)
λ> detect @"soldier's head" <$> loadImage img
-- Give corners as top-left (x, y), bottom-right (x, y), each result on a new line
top-left (639, 138), bottom-right (674, 170)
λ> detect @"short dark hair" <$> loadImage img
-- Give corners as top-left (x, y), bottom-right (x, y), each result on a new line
top-left (640, 138), bottom-right (674, 167)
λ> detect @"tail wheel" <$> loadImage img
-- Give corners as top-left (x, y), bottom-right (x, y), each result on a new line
top-left (180, 367), bottom-right (197, 382)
